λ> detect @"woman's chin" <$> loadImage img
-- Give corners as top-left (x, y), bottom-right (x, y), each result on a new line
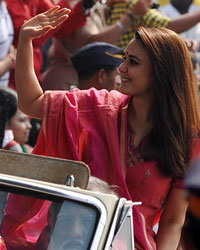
top-left (118, 86), bottom-right (132, 96)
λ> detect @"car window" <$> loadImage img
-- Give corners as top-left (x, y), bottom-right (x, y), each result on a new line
top-left (111, 215), bottom-right (133, 250)
top-left (48, 200), bottom-right (98, 250)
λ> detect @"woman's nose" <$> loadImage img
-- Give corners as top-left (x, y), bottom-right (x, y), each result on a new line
top-left (119, 61), bottom-right (127, 73)
top-left (26, 120), bottom-right (32, 129)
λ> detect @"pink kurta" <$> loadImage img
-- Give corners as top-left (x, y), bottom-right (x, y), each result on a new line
top-left (2, 88), bottom-right (200, 250)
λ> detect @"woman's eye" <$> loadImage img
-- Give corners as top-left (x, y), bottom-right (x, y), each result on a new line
top-left (130, 59), bottom-right (138, 65)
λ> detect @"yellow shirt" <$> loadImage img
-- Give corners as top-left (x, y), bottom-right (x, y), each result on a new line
top-left (107, 3), bottom-right (171, 49)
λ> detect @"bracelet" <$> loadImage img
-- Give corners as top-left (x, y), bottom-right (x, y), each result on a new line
top-left (116, 21), bottom-right (125, 33)
top-left (125, 12), bottom-right (136, 24)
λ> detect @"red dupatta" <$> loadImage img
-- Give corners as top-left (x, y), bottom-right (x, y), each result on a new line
top-left (2, 88), bottom-right (155, 250)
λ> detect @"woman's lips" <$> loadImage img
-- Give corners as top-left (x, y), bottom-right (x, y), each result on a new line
top-left (121, 77), bottom-right (131, 83)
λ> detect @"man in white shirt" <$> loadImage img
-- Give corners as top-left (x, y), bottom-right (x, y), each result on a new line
top-left (0, 0), bottom-right (16, 87)
top-left (159, 0), bottom-right (200, 47)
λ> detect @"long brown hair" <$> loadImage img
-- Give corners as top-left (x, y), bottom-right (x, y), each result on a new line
top-left (135, 27), bottom-right (200, 178)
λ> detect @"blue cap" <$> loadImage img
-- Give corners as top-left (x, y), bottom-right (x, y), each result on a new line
top-left (71, 42), bottom-right (123, 74)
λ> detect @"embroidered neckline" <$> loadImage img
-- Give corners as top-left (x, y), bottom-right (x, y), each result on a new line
top-left (127, 127), bottom-right (150, 168)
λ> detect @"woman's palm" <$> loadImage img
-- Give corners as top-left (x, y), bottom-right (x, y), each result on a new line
top-left (21, 6), bottom-right (71, 40)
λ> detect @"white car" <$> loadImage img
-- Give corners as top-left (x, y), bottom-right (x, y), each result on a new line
top-left (0, 150), bottom-right (140, 250)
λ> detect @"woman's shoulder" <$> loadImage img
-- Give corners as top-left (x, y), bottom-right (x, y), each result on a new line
top-left (81, 88), bottom-right (130, 110)
top-left (46, 88), bottom-right (129, 110)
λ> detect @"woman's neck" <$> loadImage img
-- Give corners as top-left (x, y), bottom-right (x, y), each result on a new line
top-left (128, 96), bottom-right (153, 147)
top-left (129, 95), bottom-right (153, 124)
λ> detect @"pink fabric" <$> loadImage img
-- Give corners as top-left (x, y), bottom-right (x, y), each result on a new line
top-left (2, 89), bottom-right (200, 249)
top-left (35, 88), bottom-right (155, 249)
top-left (1, 195), bottom-right (50, 250)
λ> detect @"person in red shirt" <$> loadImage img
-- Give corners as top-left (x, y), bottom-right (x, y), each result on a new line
top-left (6, 0), bottom-right (89, 89)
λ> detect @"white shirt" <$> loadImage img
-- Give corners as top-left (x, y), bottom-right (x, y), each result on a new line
top-left (159, 3), bottom-right (200, 43)
top-left (0, 1), bottom-right (14, 87)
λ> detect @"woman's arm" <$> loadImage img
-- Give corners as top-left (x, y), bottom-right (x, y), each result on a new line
top-left (156, 188), bottom-right (188, 250)
top-left (15, 6), bottom-right (70, 119)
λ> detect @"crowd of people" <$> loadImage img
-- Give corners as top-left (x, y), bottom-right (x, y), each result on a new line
top-left (0, 0), bottom-right (200, 249)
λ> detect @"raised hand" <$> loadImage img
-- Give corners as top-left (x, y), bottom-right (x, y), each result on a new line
top-left (19, 6), bottom-right (71, 41)
top-left (129, 0), bottom-right (151, 19)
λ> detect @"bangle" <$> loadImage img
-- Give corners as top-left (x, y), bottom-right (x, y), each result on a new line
top-left (116, 21), bottom-right (125, 33)
top-left (125, 12), bottom-right (136, 24)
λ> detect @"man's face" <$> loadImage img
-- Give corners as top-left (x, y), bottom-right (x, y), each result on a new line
top-left (49, 201), bottom-right (97, 250)
top-left (102, 67), bottom-right (122, 91)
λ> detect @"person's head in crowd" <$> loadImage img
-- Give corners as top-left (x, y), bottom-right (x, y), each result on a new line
top-left (0, 87), bottom-right (18, 148)
top-left (71, 42), bottom-right (124, 91)
top-left (6, 109), bottom-right (32, 146)
top-left (182, 158), bottom-right (200, 250)
top-left (87, 176), bottom-right (118, 195)
top-left (171, 0), bottom-right (193, 14)
top-left (119, 26), bottom-right (200, 178)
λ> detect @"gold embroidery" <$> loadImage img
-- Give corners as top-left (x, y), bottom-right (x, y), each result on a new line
top-left (141, 169), bottom-right (151, 185)
top-left (127, 131), bottom-right (148, 168)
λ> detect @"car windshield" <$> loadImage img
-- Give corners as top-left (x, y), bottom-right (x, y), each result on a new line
top-left (0, 190), bottom-right (99, 250)
top-left (48, 199), bottom-right (98, 250)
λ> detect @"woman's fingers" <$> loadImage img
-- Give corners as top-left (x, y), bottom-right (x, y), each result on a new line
top-left (39, 7), bottom-right (70, 28)
top-left (42, 5), bottom-right (61, 16)
top-left (43, 6), bottom-right (71, 18)
top-left (20, 6), bottom-right (71, 40)
top-left (51, 14), bottom-right (69, 28)
top-left (38, 14), bottom-right (69, 30)
top-left (46, 8), bottom-right (70, 23)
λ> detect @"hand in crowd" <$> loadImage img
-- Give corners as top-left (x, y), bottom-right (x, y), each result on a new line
top-left (129, 0), bottom-right (151, 19)
top-left (8, 45), bottom-right (17, 69)
top-left (184, 39), bottom-right (198, 53)
top-left (20, 6), bottom-right (71, 41)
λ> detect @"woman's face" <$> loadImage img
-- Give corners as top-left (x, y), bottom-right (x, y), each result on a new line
top-left (8, 110), bottom-right (32, 145)
top-left (119, 39), bottom-right (154, 98)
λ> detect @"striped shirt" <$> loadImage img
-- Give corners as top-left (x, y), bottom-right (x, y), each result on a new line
top-left (107, 3), bottom-right (171, 49)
